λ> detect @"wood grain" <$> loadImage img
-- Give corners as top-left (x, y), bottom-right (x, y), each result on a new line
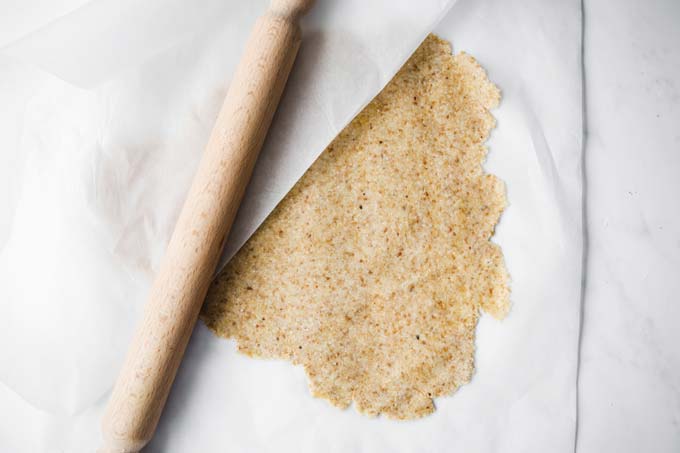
top-left (100, 1), bottom-right (314, 451)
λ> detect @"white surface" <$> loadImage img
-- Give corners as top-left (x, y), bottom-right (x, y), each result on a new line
top-left (2, 0), bottom-right (676, 451)
top-left (577, 0), bottom-right (680, 451)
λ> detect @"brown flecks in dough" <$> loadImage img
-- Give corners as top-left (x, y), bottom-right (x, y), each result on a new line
top-left (202, 34), bottom-right (509, 419)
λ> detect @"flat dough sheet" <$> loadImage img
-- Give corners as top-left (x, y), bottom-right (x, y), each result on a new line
top-left (202, 34), bottom-right (509, 419)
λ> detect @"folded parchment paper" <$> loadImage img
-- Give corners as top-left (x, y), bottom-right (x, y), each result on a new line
top-left (0, 0), bottom-right (582, 451)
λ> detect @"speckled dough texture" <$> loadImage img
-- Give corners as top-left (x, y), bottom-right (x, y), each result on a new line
top-left (202, 34), bottom-right (509, 419)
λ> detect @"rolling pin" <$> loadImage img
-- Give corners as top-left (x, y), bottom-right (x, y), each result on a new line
top-left (100, 0), bottom-right (315, 451)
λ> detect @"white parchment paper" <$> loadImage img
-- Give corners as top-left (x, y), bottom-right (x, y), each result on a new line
top-left (0, 0), bottom-right (583, 451)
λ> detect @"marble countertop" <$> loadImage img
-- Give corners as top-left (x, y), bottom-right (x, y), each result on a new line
top-left (578, 0), bottom-right (680, 450)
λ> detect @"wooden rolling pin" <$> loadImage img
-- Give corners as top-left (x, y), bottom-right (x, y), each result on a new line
top-left (100, 1), bottom-right (314, 451)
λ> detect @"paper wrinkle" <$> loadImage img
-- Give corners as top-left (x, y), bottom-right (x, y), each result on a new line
top-left (521, 94), bottom-right (572, 249)
top-left (1, 0), bottom-right (263, 87)
top-left (0, 0), bottom-right (94, 48)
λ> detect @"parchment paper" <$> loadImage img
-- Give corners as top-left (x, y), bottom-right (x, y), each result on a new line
top-left (0, 0), bottom-right (582, 451)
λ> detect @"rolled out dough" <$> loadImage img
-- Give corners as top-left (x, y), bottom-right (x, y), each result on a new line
top-left (202, 34), bottom-right (509, 419)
